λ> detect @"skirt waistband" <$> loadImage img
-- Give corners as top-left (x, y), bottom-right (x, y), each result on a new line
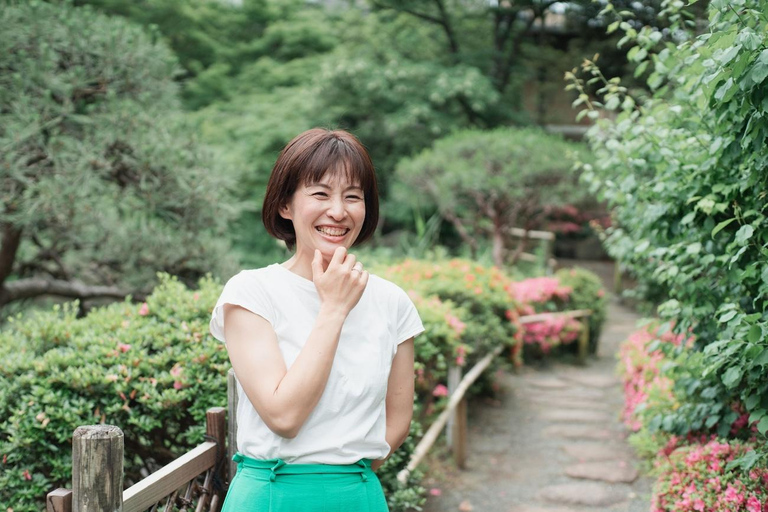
top-left (232, 453), bottom-right (373, 482)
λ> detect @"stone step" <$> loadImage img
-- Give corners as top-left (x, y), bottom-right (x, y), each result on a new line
top-left (562, 442), bottom-right (635, 462)
top-left (565, 461), bottom-right (639, 483)
top-left (539, 409), bottom-right (614, 423)
top-left (538, 482), bottom-right (630, 507)
top-left (543, 425), bottom-right (624, 441)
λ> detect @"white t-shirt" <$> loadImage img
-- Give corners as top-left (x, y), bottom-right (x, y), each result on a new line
top-left (209, 263), bottom-right (425, 464)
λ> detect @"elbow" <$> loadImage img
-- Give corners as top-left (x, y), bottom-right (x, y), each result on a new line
top-left (265, 413), bottom-right (303, 439)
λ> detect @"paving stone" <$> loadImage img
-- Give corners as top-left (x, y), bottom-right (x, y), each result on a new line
top-left (524, 376), bottom-right (570, 390)
top-left (543, 425), bottom-right (621, 440)
top-left (521, 387), bottom-right (608, 400)
top-left (521, 395), bottom-right (612, 411)
top-left (558, 373), bottom-right (620, 389)
top-left (539, 409), bottom-right (613, 423)
top-left (562, 443), bottom-right (634, 462)
top-left (538, 482), bottom-right (629, 507)
top-left (565, 461), bottom-right (639, 483)
top-left (507, 506), bottom-right (582, 512)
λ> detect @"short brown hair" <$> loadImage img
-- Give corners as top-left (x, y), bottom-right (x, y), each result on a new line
top-left (262, 128), bottom-right (379, 250)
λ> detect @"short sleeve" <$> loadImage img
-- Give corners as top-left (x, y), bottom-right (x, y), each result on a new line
top-left (209, 271), bottom-right (276, 344)
top-left (396, 288), bottom-right (425, 345)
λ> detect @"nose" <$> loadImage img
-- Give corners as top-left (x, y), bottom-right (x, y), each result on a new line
top-left (326, 197), bottom-right (347, 220)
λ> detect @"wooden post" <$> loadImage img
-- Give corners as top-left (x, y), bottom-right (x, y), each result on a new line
top-left (578, 317), bottom-right (590, 363)
top-left (451, 396), bottom-right (468, 469)
top-left (227, 368), bottom-right (239, 485)
top-left (72, 425), bottom-right (123, 512)
top-left (46, 488), bottom-right (73, 512)
top-left (206, 407), bottom-right (227, 493)
top-left (613, 260), bottom-right (622, 295)
top-left (445, 366), bottom-right (461, 446)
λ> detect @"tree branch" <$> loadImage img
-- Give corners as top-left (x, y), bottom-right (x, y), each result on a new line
top-left (0, 277), bottom-right (138, 308)
top-left (0, 224), bottom-right (22, 286)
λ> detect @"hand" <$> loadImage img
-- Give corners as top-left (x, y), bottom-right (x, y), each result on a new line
top-left (311, 247), bottom-right (368, 315)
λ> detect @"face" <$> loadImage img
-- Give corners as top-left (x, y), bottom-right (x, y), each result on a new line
top-left (279, 171), bottom-right (366, 260)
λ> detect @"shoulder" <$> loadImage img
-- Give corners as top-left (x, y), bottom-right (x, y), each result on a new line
top-left (366, 273), bottom-right (415, 304)
top-left (224, 266), bottom-right (277, 288)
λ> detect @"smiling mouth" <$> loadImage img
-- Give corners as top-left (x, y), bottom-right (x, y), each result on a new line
top-left (316, 226), bottom-right (350, 237)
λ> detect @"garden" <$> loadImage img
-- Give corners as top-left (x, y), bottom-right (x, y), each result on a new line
top-left (1, 0), bottom-right (767, 511)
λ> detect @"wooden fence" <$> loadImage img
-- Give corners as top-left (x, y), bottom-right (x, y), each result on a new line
top-left (46, 408), bottom-right (227, 512)
top-left (46, 309), bottom-right (591, 509)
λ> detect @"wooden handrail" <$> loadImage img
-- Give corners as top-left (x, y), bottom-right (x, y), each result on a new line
top-left (122, 442), bottom-right (217, 512)
top-left (397, 308), bottom-right (594, 484)
top-left (518, 309), bottom-right (592, 324)
top-left (397, 344), bottom-right (505, 484)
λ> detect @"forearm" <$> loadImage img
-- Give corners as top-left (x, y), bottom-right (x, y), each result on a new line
top-left (372, 419), bottom-right (412, 471)
top-left (267, 305), bottom-right (347, 433)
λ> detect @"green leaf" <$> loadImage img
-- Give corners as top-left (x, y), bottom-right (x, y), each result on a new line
top-left (747, 325), bottom-right (762, 343)
top-left (712, 218), bottom-right (736, 237)
top-left (722, 366), bottom-right (742, 388)
top-left (758, 416), bottom-right (768, 435)
top-left (718, 310), bottom-right (738, 323)
top-left (735, 224), bottom-right (754, 245)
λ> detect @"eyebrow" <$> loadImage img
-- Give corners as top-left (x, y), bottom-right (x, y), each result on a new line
top-left (307, 183), bottom-right (363, 191)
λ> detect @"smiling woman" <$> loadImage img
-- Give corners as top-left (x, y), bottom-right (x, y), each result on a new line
top-left (209, 128), bottom-right (424, 512)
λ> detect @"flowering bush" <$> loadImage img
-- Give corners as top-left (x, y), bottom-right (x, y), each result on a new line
top-left (652, 438), bottom-right (768, 512)
top-left (556, 267), bottom-right (607, 354)
top-left (618, 323), bottom-right (688, 431)
top-left (376, 258), bottom-right (523, 366)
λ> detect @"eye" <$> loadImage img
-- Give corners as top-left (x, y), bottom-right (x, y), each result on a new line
top-left (312, 192), bottom-right (328, 198)
top-left (346, 194), bottom-right (363, 200)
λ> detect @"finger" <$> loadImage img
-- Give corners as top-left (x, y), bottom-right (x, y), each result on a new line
top-left (359, 270), bottom-right (370, 286)
top-left (343, 253), bottom-right (357, 272)
top-left (331, 246), bottom-right (347, 267)
top-left (352, 261), bottom-right (364, 272)
top-left (311, 249), bottom-right (323, 281)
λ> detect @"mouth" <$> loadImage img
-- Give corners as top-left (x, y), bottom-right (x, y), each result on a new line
top-left (315, 226), bottom-right (350, 238)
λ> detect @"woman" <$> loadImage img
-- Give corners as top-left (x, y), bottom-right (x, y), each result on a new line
top-left (209, 128), bottom-right (424, 511)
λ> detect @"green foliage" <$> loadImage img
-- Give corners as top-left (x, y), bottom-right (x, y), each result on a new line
top-left (556, 267), bottom-right (608, 353)
top-left (0, 274), bottom-right (228, 510)
top-left (0, 1), bottom-right (239, 308)
top-left (573, 0), bottom-right (768, 454)
top-left (396, 127), bottom-right (591, 266)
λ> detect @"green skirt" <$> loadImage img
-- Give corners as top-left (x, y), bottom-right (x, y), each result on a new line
top-left (221, 453), bottom-right (389, 512)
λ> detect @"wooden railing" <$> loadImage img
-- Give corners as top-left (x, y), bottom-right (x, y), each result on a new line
top-left (397, 309), bottom-right (592, 483)
top-left (46, 408), bottom-right (227, 512)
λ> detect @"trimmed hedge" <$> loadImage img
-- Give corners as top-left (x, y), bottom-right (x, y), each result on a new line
top-left (0, 261), bottom-right (607, 511)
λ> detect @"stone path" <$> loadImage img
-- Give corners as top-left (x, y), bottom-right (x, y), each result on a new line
top-left (421, 287), bottom-right (652, 512)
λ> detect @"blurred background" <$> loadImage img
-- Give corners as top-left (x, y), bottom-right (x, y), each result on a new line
top-left (0, 0), bottom-right (682, 319)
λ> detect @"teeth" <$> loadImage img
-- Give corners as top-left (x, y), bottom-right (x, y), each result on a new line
top-left (317, 226), bottom-right (348, 237)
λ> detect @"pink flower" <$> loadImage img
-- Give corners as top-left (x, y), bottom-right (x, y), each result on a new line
top-left (456, 355), bottom-right (466, 366)
top-left (747, 496), bottom-right (762, 512)
top-left (429, 488), bottom-right (442, 496)
top-left (193, 292), bottom-right (200, 301)
top-left (118, 343), bottom-right (131, 353)
top-left (432, 384), bottom-right (449, 397)
top-left (23, 469), bottom-right (31, 481)
top-left (445, 314), bottom-right (467, 335)
top-left (173, 381), bottom-right (183, 390)
top-left (170, 364), bottom-right (183, 377)
top-left (138, 303), bottom-right (149, 316)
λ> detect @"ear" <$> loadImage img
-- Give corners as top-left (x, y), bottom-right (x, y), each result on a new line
top-left (278, 203), bottom-right (292, 221)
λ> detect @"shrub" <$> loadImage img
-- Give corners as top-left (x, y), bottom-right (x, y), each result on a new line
top-left (556, 267), bottom-right (607, 353)
top-left (652, 438), bottom-right (768, 512)
top-left (0, 274), bottom-right (228, 510)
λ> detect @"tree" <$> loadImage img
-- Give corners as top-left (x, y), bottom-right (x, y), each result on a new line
top-left (0, 1), bottom-right (239, 311)
top-left (395, 127), bottom-right (589, 266)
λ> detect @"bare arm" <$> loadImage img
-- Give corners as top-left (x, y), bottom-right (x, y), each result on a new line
top-left (223, 248), bottom-right (367, 438)
top-left (372, 337), bottom-right (415, 471)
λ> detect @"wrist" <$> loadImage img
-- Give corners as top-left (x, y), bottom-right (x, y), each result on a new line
top-left (317, 304), bottom-right (348, 323)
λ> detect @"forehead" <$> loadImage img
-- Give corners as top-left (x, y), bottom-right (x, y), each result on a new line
top-left (304, 165), bottom-right (362, 188)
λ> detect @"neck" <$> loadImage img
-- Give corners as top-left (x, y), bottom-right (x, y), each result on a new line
top-left (281, 248), bottom-right (330, 281)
